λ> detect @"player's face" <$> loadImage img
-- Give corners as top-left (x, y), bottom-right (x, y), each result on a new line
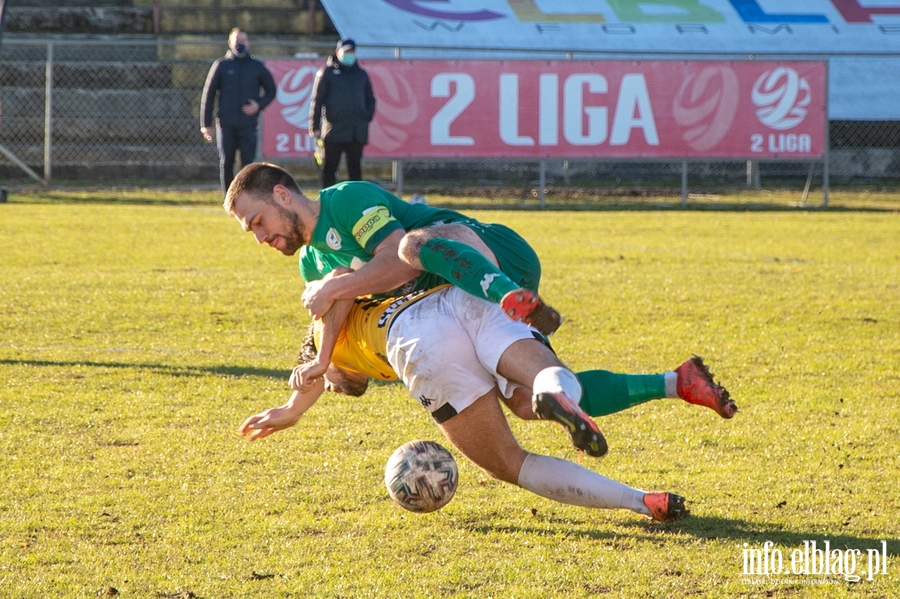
top-left (324, 366), bottom-right (369, 397)
top-left (232, 193), bottom-right (307, 256)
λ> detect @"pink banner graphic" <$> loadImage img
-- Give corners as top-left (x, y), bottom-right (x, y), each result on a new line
top-left (261, 59), bottom-right (826, 160)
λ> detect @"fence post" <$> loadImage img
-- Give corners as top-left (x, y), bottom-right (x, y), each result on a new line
top-left (539, 159), bottom-right (546, 208)
top-left (680, 160), bottom-right (688, 207)
top-left (393, 160), bottom-right (404, 197)
top-left (44, 41), bottom-right (54, 184)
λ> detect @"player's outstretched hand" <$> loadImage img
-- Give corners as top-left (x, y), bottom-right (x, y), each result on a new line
top-left (238, 406), bottom-right (299, 441)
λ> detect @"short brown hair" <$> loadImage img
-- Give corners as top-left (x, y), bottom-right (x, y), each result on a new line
top-left (223, 162), bottom-right (302, 213)
top-left (298, 324), bottom-right (318, 364)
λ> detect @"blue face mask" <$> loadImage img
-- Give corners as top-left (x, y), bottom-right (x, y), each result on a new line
top-left (234, 43), bottom-right (247, 56)
top-left (341, 53), bottom-right (356, 67)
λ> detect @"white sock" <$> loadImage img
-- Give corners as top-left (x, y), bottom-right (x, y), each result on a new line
top-left (665, 371), bottom-right (678, 398)
top-left (517, 453), bottom-right (650, 516)
top-left (532, 366), bottom-right (583, 403)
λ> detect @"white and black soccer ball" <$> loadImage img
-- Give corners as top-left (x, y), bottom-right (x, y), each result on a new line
top-left (384, 440), bottom-right (458, 513)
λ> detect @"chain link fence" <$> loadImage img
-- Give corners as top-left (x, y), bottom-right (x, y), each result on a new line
top-left (1, 37), bottom-right (898, 199)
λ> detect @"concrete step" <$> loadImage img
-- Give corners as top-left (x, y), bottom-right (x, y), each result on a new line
top-left (11, 0), bottom-right (133, 7)
top-left (4, 7), bottom-right (153, 34)
top-left (155, 7), bottom-right (325, 35)
top-left (4, 3), bottom-right (334, 36)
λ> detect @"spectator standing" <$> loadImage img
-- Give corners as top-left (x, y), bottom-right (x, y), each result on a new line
top-left (309, 38), bottom-right (376, 188)
top-left (200, 28), bottom-right (276, 195)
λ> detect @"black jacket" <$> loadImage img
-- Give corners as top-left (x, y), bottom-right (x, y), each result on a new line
top-left (201, 51), bottom-right (276, 129)
top-left (309, 56), bottom-right (376, 144)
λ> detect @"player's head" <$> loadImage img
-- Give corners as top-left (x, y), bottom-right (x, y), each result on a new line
top-left (298, 326), bottom-right (369, 397)
top-left (228, 28), bottom-right (250, 56)
top-left (225, 163), bottom-right (308, 256)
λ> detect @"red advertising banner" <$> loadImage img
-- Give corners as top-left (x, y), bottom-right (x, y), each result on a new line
top-left (261, 59), bottom-right (826, 161)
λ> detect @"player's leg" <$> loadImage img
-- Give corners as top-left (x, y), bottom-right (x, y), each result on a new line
top-left (577, 356), bottom-right (736, 418)
top-left (218, 124), bottom-right (238, 195)
top-left (577, 370), bottom-right (669, 417)
top-left (507, 363), bottom-right (736, 419)
top-left (345, 141), bottom-right (364, 181)
top-left (493, 337), bottom-right (607, 457)
top-left (399, 223), bottom-right (561, 335)
top-left (321, 140), bottom-right (342, 187)
top-left (437, 390), bottom-right (686, 521)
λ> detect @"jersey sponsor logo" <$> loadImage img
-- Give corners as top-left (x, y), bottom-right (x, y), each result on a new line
top-left (377, 288), bottom-right (428, 327)
top-left (352, 206), bottom-right (395, 247)
top-left (326, 228), bottom-right (342, 250)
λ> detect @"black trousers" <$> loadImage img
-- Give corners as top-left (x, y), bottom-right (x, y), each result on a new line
top-left (217, 125), bottom-right (258, 195)
top-left (321, 140), bottom-right (365, 188)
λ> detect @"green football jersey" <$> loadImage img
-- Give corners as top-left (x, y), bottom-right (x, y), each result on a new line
top-left (299, 181), bottom-right (468, 292)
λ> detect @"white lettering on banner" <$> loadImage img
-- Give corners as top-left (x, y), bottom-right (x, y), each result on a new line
top-left (275, 133), bottom-right (317, 153)
top-left (499, 74), bottom-right (534, 145)
top-left (493, 72), bottom-right (659, 148)
top-left (564, 74), bottom-right (607, 145)
top-left (539, 74), bottom-right (558, 145)
top-left (611, 74), bottom-right (658, 146)
top-left (431, 73), bottom-right (475, 146)
top-left (750, 133), bottom-right (812, 154)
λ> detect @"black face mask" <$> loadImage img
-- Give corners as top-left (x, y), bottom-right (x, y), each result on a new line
top-left (234, 43), bottom-right (247, 56)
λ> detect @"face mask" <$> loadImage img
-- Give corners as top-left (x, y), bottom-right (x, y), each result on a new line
top-left (235, 43), bottom-right (247, 56)
top-left (341, 53), bottom-right (356, 66)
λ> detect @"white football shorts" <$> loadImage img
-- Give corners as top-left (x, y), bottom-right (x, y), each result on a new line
top-left (386, 286), bottom-right (538, 423)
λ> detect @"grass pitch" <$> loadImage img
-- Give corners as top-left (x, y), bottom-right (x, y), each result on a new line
top-left (0, 188), bottom-right (898, 598)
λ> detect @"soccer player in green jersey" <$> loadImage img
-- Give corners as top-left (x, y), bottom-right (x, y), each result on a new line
top-left (224, 162), bottom-right (561, 335)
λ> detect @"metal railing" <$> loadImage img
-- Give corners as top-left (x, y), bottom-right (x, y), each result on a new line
top-left (1, 37), bottom-right (898, 205)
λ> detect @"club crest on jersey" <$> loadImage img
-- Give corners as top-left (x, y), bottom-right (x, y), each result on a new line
top-left (326, 228), bottom-right (342, 250)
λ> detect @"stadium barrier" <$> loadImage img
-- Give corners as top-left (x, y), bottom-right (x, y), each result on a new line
top-left (0, 37), bottom-right (897, 207)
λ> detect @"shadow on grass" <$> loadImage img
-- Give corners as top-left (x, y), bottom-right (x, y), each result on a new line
top-left (0, 357), bottom-right (291, 380)
top-left (625, 514), bottom-right (898, 556)
top-left (463, 512), bottom-right (896, 556)
top-left (5, 188), bottom-right (899, 212)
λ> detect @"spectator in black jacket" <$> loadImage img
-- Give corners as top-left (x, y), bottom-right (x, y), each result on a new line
top-left (309, 38), bottom-right (377, 188)
top-left (200, 28), bottom-right (276, 195)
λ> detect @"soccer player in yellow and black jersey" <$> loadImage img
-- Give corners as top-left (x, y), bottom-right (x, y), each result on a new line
top-left (239, 270), bottom-right (737, 522)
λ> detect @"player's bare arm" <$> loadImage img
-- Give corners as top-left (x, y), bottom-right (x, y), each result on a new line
top-left (301, 229), bottom-right (421, 318)
top-left (238, 378), bottom-right (326, 441)
top-left (297, 272), bottom-right (356, 388)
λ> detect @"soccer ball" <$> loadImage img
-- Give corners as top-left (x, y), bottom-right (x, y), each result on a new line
top-left (384, 440), bottom-right (458, 513)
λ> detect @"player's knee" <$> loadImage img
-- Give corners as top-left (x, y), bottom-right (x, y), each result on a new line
top-left (398, 230), bottom-right (429, 269)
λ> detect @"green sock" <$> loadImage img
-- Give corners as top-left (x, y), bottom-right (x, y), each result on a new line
top-left (576, 371), bottom-right (667, 417)
top-left (419, 238), bottom-right (519, 302)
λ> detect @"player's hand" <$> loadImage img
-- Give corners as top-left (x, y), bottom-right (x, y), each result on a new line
top-left (200, 126), bottom-right (213, 142)
top-left (238, 406), bottom-right (299, 441)
top-left (301, 279), bottom-right (335, 320)
top-left (290, 362), bottom-right (328, 391)
top-left (309, 128), bottom-right (321, 139)
top-left (242, 100), bottom-right (260, 116)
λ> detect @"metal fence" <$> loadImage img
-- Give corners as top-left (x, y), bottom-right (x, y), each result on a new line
top-left (1, 37), bottom-right (898, 202)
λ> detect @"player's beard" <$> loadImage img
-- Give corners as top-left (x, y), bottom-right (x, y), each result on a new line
top-left (275, 204), bottom-right (307, 256)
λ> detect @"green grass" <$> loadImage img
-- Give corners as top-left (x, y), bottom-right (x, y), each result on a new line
top-left (1, 189), bottom-right (898, 597)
